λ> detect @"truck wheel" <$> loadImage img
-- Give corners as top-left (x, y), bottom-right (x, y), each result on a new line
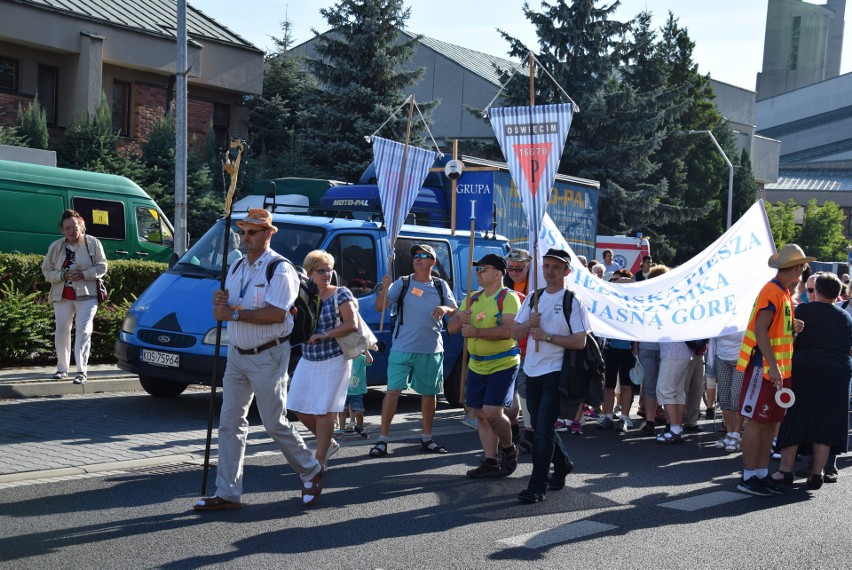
top-left (139, 376), bottom-right (188, 398)
top-left (443, 358), bottom-right (464, 408)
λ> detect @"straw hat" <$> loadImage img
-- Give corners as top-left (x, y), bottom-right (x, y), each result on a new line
top-left (767, 243), bottom-right (814, 269)
top-left (236, 209), bottom-right (278, 233)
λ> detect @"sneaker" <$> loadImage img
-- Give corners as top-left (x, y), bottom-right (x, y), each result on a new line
top-left (638, 423), bottom-right (656, 437)
top-left (467, 460), bottom-right (502, 479)
top-left (737, 475), bottom-right (772, 496)
top-left (72, 373), bottom-right (87, 384)
top-left (548, 460), bottom-right (575, 490)
top-left (52, 371), bottom-right (67, 380)
top-left (760, 476), bottom-right (788, 495)
top-left (554, 419), bottom-right (569, 432)
top-left (517, 488), bottom-right (545, 503)
top-left (770, 438), bottom-right (781, 460)
top-left (682, 424), bottom-right (702, 433)
top-left (583, 408), bottom-right (600, 420)
top-left (596, 417), bottom-right (615, 430)
top-left (824, 466), bottom-right (839, 483)
top-left (622, 416), bottom-right (634, 430)
top-left (705, 407), bottom-right (716, 420)
top-left (462, 415), bottom-right (479, 430)
top-left (332, 429), bottom-right (347, 438)
top-left (570, 420), bottom-right (583, 435)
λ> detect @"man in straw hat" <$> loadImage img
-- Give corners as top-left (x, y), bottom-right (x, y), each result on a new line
top-left (734, 243), bottom-right (813, 497)
top-left (195, 208), bottom-right (325, 510)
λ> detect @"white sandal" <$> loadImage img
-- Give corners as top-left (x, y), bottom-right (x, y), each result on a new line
top-left (725, 437), bottom-right (742, 452)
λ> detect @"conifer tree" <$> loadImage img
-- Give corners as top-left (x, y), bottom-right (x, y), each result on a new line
top-left (16, 99), bottom-right (49, 149)
top-left (300, 0), bottom-right (431, 182)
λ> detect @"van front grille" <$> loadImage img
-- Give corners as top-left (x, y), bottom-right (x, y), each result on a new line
top-left (138, 329), bottom-right (196, 348)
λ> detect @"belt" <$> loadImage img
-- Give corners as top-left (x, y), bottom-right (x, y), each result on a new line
top-left (469, 348), bottom-right (520, 362)
top-left (235, 335), bottom-right (290, 356)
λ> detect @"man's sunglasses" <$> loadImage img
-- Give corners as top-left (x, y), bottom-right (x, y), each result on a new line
top-left (413, 253), bottom-right (434, 260)
top-left (239, 229), bottom-right (265, 236)
top-left (506, 267), bottom-right (525, 273)
top-left (474, 266), bottom-right (496, 274)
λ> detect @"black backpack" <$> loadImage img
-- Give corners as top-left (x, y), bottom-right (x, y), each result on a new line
top-left (231, 255), bottom-right (320, 346)
top-left (530, 288), bottom-right (604, 407)
top-left (392, 274), bottom-right (447, 339)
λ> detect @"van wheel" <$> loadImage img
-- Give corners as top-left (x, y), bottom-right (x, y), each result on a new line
top-left (139, 376), bottom-right (188, 398)
top-left (443, 358), bottom-right (464, 408)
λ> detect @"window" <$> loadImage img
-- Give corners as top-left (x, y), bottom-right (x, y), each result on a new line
top-left (393, 238), bottom-right (453, 287)
top-left (72, 197), bottom-right (126, 241)
top-left (0, 57), bottom-right (18, 91)
top-left (326, 234), bottom-right (378, 297)
top-left (113, 81), bottom-right (131, 136)
top-left (213, 103), bottom-right (229, 149)
top-left (136, 206), bottom-right (173, 247)
top-left (789, 16), bottom-right (801, 71)
top-left (36, 65), bottom-right (58, 124)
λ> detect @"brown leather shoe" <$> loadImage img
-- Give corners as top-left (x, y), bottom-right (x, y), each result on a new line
top-left (302, 468), bottom-right (324, 506)
top-left (193, 496), bottom-right (242, 511)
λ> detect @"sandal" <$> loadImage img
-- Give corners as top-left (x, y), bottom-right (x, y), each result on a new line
top-left (369, 441), bottom-right (388, 457)
top-left (724, 438), bottom-right (742, 453)
top-left (421, 440), bottom-right (448, 454)
top-left (655, 431), bottom-right (683, 445)
top-left (302, 468), bottom-right (324, 506)
top-left (193, 496), bottom-right (243, 511)
top-left (770, 470), bottom-right (794, 485)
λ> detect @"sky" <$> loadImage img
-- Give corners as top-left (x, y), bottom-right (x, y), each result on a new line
top-left (189, 0), bottom-right (852, 91)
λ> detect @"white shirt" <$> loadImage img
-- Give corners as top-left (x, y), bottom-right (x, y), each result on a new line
top-left (515, 288), bottom-right (589, 377)
top-left (225, 249), bottom-right (298, 350)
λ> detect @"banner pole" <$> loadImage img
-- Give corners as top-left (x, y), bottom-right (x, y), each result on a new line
top-left (201, 138), bottom-right (244, 495)
top-left (379, 96), bottom-right (416, 333)
top-left (459, 200), bottom-right (477, 408)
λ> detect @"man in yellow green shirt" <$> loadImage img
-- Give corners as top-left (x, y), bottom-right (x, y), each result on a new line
top-left (449, 254), bottom-right (521, 478)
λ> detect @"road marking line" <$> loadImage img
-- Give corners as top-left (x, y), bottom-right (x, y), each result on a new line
top-left (659, 490), bottom-right (748, 511)
top-left (498, 521), bottom-right (617, 549)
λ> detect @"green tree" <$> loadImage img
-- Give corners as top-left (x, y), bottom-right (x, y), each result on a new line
top-left (764, 199), bottom-right (799, 250)
top-left (139, 114), bottom-right (217, 244)
top-left (300, 0), bottom-right (433, 181)
top-left (16, 99), bottom-right (49, 149)
top-left (55, 94), bottom-right (143, 180)
top-left (798, 199), bottom-right (848, 260)
top-left (0, 124), bottom-right (25, 146)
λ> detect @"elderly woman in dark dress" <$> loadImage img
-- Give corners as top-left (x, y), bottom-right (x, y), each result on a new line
top-left (772, 273), bottom-right (852, 489)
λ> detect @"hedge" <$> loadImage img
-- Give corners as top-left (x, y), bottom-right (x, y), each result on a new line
top-left (0, 253), bottom-right (166, 366)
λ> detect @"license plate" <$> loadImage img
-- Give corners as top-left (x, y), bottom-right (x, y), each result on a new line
top-left (141, 349), bottom-right (180, 368)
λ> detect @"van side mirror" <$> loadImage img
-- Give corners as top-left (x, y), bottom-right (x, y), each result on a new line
top-left (167, 252), bottom-right (179, 268)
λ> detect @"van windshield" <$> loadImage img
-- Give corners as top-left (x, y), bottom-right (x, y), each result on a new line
top-left (172, 219), bottom-right (325, 275)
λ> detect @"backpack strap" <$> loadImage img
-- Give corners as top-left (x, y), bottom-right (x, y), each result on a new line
top-left (468, 286), bottom-right (509, 325)
top-left (562, 289), bottom-right (575, 335)
top-left (394, 275), bottom-right (411, 339)
top-left (843, 299), bottom-right (850, 310)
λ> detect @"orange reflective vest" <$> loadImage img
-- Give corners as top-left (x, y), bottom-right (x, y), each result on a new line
top-left (736, 279), bottom-right (794, 379)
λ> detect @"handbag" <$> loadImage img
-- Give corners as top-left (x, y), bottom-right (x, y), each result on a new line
top-left (333, 290), bottom-right (377, 359)
top-left (86, 235), bottom-right (108, 304)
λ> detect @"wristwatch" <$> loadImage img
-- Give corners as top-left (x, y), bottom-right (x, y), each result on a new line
top-left (545, 334), bottom-right (553, 343)
top-left (232, 309), bottom-right (241, 321)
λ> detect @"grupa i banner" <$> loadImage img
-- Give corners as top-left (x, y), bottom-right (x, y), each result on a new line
top-left (530, 200), bottom-right (776, 341)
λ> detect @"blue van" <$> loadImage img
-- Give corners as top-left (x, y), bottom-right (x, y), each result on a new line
top-left (115, 210), bottom-right (510, 406)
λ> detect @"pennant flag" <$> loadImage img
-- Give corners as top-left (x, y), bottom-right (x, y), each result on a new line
top-left (489, 103), bottom-right (574, 235)
top-left (373, 136), bottom-right (437, 245)
top-left (528, 201), bottom-right (776, 341)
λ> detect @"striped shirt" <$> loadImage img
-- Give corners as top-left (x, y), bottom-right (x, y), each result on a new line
top-left (225, 249), bottom-right (298, 350)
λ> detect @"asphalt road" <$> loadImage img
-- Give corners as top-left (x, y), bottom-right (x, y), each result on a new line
top-left (1, 389), bottom-right (850, 569)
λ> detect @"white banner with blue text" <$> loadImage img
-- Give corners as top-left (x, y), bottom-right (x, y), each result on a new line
top-left (530, 200), bottom-right (776, 341)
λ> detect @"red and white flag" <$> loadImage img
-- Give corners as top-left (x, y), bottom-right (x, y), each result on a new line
top-left (489, 103), bottom-right (573, 237)
top-left (373, 136), bottom-right (437, 246)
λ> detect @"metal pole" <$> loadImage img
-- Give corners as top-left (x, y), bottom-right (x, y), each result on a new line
top-left (175, 0), bottom-right (188, 255)
top-left (689, 130), bottom-right (733, 229)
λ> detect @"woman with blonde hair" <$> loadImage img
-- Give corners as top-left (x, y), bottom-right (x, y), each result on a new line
top-left (41, 209), bottom-right (107, 384)
top-left (288, 250), bottom-right (357, 469)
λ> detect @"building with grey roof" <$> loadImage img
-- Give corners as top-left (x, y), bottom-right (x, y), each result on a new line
top-left (0, 0), bottom-right (263, 150)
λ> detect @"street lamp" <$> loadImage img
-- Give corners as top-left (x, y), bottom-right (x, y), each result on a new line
top-left (681, 129), bottom-right (734, 229)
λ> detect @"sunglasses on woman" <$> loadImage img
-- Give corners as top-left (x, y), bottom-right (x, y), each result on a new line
top-left (413, 253), bottom-right (434, 260)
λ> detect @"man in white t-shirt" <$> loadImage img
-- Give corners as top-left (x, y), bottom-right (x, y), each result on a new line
top-left (511, 248), bottom-right (590, 503)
